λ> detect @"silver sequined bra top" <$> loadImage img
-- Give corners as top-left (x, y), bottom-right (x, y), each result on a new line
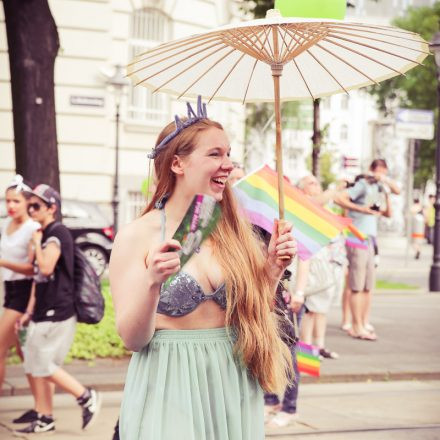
top-left (156, 207), bottom-right (227, 317)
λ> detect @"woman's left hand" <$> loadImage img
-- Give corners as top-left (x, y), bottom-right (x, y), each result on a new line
top-left (266, 219), bottom-right (297, 280)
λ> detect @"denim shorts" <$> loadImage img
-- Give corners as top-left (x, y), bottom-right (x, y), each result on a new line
top-left (24, 316), bottom-right (77, 377)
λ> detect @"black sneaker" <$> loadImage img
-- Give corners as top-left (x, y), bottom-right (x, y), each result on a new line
top-left (15, 415), bottom-right (55, 434)
top-left (13, 409), bottom-right (39, 424)
top-left (80, 388), bottom-right (102, 430)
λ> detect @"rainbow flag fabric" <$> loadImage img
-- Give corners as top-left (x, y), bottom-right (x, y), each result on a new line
top-left (344, 227), bottom-right (369, 250)
top-left (233, 165), bottom-right (347, 260)
top-left (296, 342), bottom-right (320, 377)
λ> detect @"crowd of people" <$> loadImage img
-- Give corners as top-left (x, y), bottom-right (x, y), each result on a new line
top-left (0, 178), bottom-right (101, 434)
top-left (0, 97), bottom-right (435, 439)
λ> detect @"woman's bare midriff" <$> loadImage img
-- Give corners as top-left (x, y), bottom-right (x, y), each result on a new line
top-left (155, 301), bottom-right (226, 330)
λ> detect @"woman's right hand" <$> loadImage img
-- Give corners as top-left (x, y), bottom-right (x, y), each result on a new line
top-left (147, 239), bottom-right (182, 286)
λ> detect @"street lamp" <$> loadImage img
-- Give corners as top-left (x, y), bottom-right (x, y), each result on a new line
top-left (429, 30), bottom-right (440, 291)
top-left (106, 65), bottom-right (129, 235)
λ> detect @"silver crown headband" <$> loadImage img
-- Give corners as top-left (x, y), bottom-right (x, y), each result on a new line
top-left (148, 95), bottom-right (208, 160)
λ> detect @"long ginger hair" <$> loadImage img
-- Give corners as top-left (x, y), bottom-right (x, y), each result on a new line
top-left (144, 118), bottom-right (292, 393)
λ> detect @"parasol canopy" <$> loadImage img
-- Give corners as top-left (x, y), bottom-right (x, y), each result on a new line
top-left (127, 12), bottom-right (428, 103)
top-left (127, 10), bottom-right (429, 220)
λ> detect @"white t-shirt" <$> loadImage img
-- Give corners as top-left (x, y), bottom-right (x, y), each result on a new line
top-left (0, 217), bottom-right (40, 281)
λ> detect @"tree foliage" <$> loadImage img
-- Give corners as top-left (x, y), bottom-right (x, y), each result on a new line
top-left (368, 3), bottom-right (440, 188)
top-left (240, 0), bottom-right (274, 19)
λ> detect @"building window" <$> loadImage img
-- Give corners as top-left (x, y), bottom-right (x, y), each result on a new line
top-left (128, 8), bottom-right (171, 123)
top-left (125, 190), bottom-right (146, 224)
top-left (340, 124), bottom-right (348, 141)
top-left (341, 94), bottom-right (349, 110)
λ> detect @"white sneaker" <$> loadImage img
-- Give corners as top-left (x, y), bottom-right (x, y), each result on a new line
top-left (267, 411), bottom-right (298, 428)
top-left (81, 388), bottom-right (102, 430)
top-left (264, 404), bottom-right (281, 424)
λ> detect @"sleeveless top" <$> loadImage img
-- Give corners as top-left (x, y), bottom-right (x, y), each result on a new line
top-left (156, 207), bottom-right (227, 317)
top-left (0, 217), bottom-right (40, 281)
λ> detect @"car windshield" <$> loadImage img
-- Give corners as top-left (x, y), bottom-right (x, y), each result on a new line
top-left (0, 199), bottom-right (110, 224)
top-left (62, 200), bottom-right (110, 223)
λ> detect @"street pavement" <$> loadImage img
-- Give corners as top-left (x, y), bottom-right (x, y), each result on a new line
top-left (1, 381), bottom-right (439, 439)
top-left (1, 235), bottom-right (439, 438)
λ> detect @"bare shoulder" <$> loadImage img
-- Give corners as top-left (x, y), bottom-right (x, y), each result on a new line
top-left (112, 210), bottom-right (161, 258)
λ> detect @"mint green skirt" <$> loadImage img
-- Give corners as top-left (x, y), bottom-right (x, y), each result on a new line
top-left (120, 327), bottom-right (264, 440)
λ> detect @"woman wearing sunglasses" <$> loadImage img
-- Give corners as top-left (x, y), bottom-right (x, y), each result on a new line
top-left (0, 175), bottom-right (39, 399)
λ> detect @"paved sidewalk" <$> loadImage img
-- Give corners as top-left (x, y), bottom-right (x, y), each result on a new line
top-left (375, 235), bottom-right (432, 292)
top-left (3, 234), bottom-right (439, 396)
top-left (1, 381), bottom-right (439, 439)
top-left (1, 235), bottom-right (439, 439)
top-left (4, 292), bottom-right (440, 396)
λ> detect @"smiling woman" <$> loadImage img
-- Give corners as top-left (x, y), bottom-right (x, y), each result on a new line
top-left (109, 97), bottom-right (297, 440)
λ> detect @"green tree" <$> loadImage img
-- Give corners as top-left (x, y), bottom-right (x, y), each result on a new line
top-left (305, 124), bottom-right (336, 188)
top-left (368, 3), bottom-right (440, 188)
top-left (241, 0), bottom-right (322, 177)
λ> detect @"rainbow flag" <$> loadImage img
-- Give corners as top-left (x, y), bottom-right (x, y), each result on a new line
top-left (296, 342), bottom-right (320, 377)
top-left (233, 165), bottom-right (347, 260)
top-left (344, 226), bottom-right (369, 250)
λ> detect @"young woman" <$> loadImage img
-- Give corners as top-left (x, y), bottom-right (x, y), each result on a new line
top-left (110, 100), bottom-right (296, 440)
top-left (0, 176), bottom-right (39, 402)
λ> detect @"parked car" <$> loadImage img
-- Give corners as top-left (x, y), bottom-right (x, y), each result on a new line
top-left (0, 199), bottom-right (113, 277)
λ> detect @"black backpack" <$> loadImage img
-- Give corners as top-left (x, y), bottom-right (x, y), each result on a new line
top-left (73, 246), bottom-right (105, 324)
top-left (47, 222), bottom-right (105, 324)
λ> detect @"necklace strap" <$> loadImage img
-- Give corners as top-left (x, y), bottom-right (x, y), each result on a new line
top-left (160, 208), bottom-right (166, 242)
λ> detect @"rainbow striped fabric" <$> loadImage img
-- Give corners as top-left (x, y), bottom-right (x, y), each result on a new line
top-left (233, 165), bottom-right (348, 260)
top-left (344, 225), bottom-right (369, 250)
top-left (296, 342), bottom-right (320, 377)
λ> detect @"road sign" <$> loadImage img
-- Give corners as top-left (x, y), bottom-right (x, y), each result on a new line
top-left (395, 108), bottom-right (434, 140)
top-left (70, 96), bottom-right (105, 107)
top-left (342, 156), bottom-right (358, 168)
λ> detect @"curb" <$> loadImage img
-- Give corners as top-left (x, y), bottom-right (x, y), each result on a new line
top-left (3, 372), bottom-right (440, 397)
top-left (374, 289), bottom-right (425, 295)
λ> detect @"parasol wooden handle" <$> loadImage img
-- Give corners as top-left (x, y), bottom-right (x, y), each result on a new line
top-left (277, 219), bottom-right (292, 261)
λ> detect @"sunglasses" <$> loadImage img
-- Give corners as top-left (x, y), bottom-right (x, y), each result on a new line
top-left (28, 202), bottom-right (48, 212)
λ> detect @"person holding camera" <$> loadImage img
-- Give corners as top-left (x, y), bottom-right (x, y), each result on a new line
top-left (335, 159), bottom-right (400, 341)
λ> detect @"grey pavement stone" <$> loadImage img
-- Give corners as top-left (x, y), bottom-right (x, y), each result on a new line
top-left (1, 382), bottom-right (439, 439)
top-left (376, 236), bottom-right (431, 290)
top-left (3, 236), bottom-right (440, 395)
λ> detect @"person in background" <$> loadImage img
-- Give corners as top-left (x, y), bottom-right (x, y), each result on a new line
top-left (0, 175), bottom-right (39, 402)
top-left (229, 161), bottom-right (245, 185)
top-left (425, 194), bottom-right (435, 245)
top-left (264, 258), bottom-right (308, 428)
top-left (326, 178), bottom-right (353, 332)
top-left (296, 175), bottom-right (342, 359)
top-left (410, 198), bottom-right (425, 259)
top-left (15, 184), bottom-right (101, 434)
top-left (335, 159), bottom-right (400, 341)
